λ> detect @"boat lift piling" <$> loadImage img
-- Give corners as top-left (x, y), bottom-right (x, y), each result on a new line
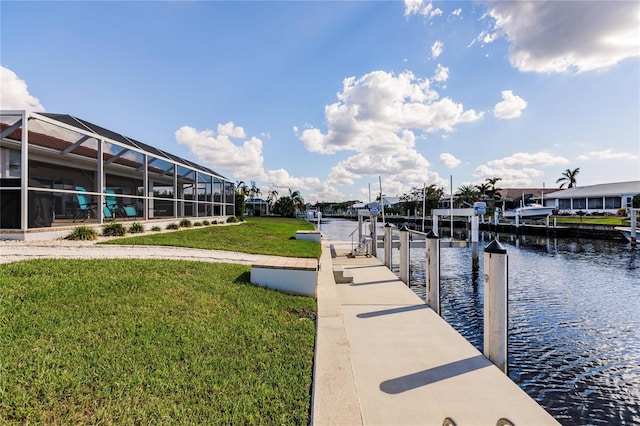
top-left (484, 239), bottom-right (509, 374)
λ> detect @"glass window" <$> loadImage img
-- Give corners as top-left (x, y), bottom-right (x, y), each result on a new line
top-left (558, 199), bottom-right (571, 210)
top-left (605, 197), bottom-right (621, 209)
top-left (588, 198), bottom-right (603, 209)
top-left (178, 166), bottom-right (195, 200)
top-left (572, 198), bottom-right (586, 209)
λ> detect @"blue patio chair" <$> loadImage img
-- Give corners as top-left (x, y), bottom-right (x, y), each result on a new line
top-left (73, 186), bottom-right (97, 222)
top-left (104, 189), bottom-right (138, 219)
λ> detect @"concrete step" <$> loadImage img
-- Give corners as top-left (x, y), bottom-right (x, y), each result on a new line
top-left (332, 265), bottom-right (354, 284)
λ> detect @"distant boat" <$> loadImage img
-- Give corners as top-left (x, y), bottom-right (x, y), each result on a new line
top-left (502, 204), bottom-right (554, 220)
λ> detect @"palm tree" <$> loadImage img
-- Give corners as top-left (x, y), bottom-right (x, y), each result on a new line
top-left (455, 184), bottom-right (480, 207)
top-left (289, 189), bottom-right (305, 213)
top-left (266, 190), bottom-right (278, 215)
top-left (475, 182), bottom-right (490, 201)
top-left (485, 177), bottom-right (503, 211)
top-left (556, 168), bottom-right (580, 188)
top-left (235, 180), bottom-right (249, 196)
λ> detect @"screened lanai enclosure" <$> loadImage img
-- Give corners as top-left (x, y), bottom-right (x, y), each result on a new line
top-left (0, 110), bottom-right (235, 240)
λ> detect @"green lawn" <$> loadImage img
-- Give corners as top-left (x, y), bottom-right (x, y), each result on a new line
top-left (102, 216), bottom-right (321, 258)
top-left (0, 259), bottom-right (316, 425)
top-left (551, 216), bottom-right (627, 225)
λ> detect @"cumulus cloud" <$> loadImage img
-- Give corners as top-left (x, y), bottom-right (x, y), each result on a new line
top-left (404, 0), bottom-right (441, 18)
top-left (175, 125), bottom-right (263, 179)
top-left (480, 1), bottom-right (640, 73)
top-left (493, 90), bottom-right (527, 119)
top-left (217, 121), bottom-right (246, 138)
top-left (0, 66), bottom-right (45, 111)
top-left (298, 69), bottom-right (483, 198)
top-left (488, 152), bottom-right (569, 168)
top-left (473, 151), bottom-right (570, 186)
top-left (299, 70), bottom-right (482, 156)
top-left (578, 149), bottom-right (639, 161)
top-left (451, 8), bottom-right (462, 17)
top-left (433, 64), bottom-right (449, 82)
top-left (431, 40), bottom-right (444, 59)
top-left (473, 164), bottom-right (544, 187)
top-left (440, 153), bottom-right (461, 168)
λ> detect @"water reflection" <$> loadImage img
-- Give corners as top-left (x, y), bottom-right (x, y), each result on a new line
top-left (319, 218), bottom-right (640, 426)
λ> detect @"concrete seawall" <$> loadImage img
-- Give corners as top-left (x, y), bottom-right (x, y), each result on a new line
top-left (312, 238), bottom-right (558, 425)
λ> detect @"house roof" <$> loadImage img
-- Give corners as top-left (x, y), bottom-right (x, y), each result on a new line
top-left (499, 188), bottom-right (561, 200)
top-left (544, 181), bottom-right (640, 198)
top-left (4, 112), bottom-right (229, 181)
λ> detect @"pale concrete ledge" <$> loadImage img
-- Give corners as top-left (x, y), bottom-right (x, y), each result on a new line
top-left (250, 256), bottom-right (319, 296)
top-left (296, 230), bottom-right (323, 242)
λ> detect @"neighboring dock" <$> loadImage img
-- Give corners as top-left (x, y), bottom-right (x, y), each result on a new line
top-left (312, 238), bottom-right (558, 425)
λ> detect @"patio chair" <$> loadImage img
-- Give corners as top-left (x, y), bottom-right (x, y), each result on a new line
top-left (104, 189), bottom-right (138, 219)
top-left (73, 186), bottom-right (97, 222)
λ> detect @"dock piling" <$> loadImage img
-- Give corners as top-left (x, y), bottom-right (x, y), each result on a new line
top-left (425, 230), bottom-right (440, 314)
top-left (399, 225), bottom-right (410, 285)
top-left (484, 239), bottom-right (508, 374)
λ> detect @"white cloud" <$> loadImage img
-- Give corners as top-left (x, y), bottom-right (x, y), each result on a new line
top-left (493, 90), bottom-right (527, 119)
top-left (578, 149), bottom-right (639, 161)
top-left (175, 126), bottom-right (263, 179)
top-left (0, 66), bottom-right (45, 111)
top-left (440, 153), bottom-right (461, 168)
top-left (473, 164), bottom-right (544, 187)
top-left (299, 70), bottom-right (482, 156)
top-left (431, 40), bottom-right (444, 59)
top-left (487, 152), bottom-right (569, 168)
top-left (482, 1), bottom-right (640, 73)
top-left (451, 8), bottom-right (462, 17)
top-left (175, 124), bottom-right (321, 200)
top-left (432, 64), bottom-right (449, 82)
top-left (404, 0), bottom-right (435, 17)
top-left (217, 121), bottom-right (246, 138)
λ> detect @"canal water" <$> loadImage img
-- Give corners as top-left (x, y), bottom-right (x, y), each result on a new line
top-left (318, 217), bottom-right (640, 425)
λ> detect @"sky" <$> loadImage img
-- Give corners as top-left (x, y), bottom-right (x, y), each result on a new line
top-left (1, 0), bottom-right (639, 203)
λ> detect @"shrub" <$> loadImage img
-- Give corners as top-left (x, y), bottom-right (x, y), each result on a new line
top-left (193, 221), bottom-right (202, 227)
top-left (179, 219), bottom-right (192, 228)
top-left (128, 222), bottom-right (145, 234)
top-left (202, 220), bottom-right (210, 226)
top-left (151, 226), bottom-right (162, 232)
top-left (212, 220), bottom-right (218, 225)
top-left (227, 216), bottom-right (237, 223)
top-left (617, 208), bottom-right (627, 217)
top-left (102, 222), bottom-right (126, 237)
top-left (166, 223), bottom-right (179, 230)
top-left (66, 226), bottom-right (98, 241)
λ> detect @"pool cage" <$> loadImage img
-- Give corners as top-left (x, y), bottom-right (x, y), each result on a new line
top-left (1, 110), bottom-right (235, 239)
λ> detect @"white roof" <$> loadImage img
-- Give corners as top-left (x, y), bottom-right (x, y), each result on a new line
top-left (545, 181), bottom-right (640, 198)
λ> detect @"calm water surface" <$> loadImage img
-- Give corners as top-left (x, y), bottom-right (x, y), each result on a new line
top-left (319, 218), bottom-right (640, 425)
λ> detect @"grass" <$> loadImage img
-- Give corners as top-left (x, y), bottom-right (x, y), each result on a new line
top-left (101, 216), bottom-right (321, 258)
top-left (0, 259), bottom-right (316, 425)
top-left (552, 216), bottom-right (627, 225)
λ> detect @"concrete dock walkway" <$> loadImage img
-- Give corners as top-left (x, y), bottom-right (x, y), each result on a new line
top-left (312, 238), bottom-right (558, 425)
top-left (1, 236), bottom-right (559, 425)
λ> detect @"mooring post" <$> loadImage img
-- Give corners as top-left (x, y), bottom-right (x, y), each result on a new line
top-left (384, 223), bottom-right (393, 268)
top-left (399, 225), bottom-right (410, 285)
top-left (425, 230), bottom-right (440, 314)
top-left (484, 239), bottom-right (508, 374)
top-left (631, 208), bottom-right (637, 246)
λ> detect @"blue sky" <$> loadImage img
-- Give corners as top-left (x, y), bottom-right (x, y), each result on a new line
top-left (1, 0), bottom-right (639, 203)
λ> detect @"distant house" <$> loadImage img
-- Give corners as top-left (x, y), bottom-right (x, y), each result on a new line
top-left (499, 188), bottom-right (561, 209)
top-left (245, 197), bottom-right (268, 215)
top-left (543, 181), bottom-right (639, 214)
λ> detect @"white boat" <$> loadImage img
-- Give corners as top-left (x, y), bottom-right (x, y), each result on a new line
top-left (502, 204), bottom-right (554, 220)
